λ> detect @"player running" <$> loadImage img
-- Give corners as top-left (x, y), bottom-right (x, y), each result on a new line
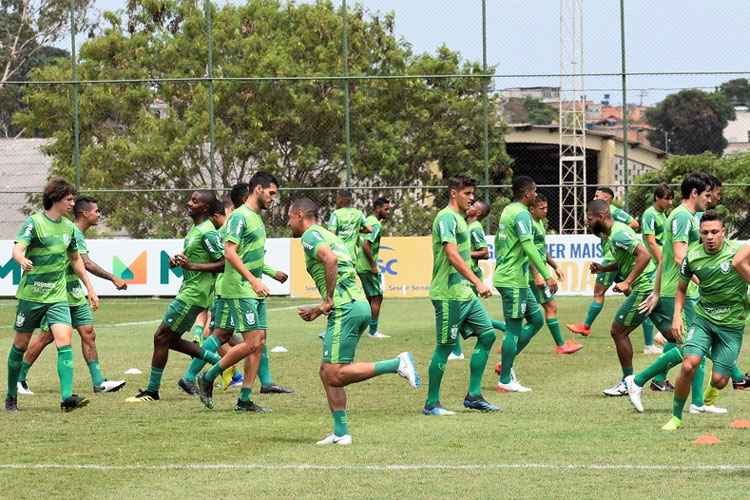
top-left (16, 196), bottom-right (127, 396)
top-left (288, 198), bottom-right (420, 445)
top-left (6, 177), bottom-right (99, 413)
top-left (355, 196), bottom-right (391, 339)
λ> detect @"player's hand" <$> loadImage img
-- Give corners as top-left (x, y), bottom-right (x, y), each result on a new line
top-left (112, 277), bottom-right (128, 290)
top-left (546, 277), bottom-right (558, 295)
top-left (168, 255), bottom-right (180, 268)
top-left (589, 262), bottom-right (602, 274)
top-left (274, 271), bottom-right (288, 283)
top-left (613, 281), bottom-right (631, 296)
top-left (637, 292), bottom-right (659, 315)
top-left (173, 254), bottom-right (189, 267)
top-left (19, 258), bottom-right (33, 271)
top-left (250, 278), bottom-right (270, 298)
top-left (476, 282), bottom-right (492, 298)
top-left (319, 300), bottom-right (333, 316)
top-left (298, 305), bottom-right (323, 321)
top-left (554, 267), bottom-right (567, 282)
top-left (88, 293), bottom-right (100, 311)
top-left (670, 316), bottom-right (684, 343)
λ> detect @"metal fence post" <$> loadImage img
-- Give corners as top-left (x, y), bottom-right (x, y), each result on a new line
top-left (69, 0), bottom-right (81, 189)
top-left (341, 0), bottom-right (352, 185)
top-left (481, 0), bottom-right (491, 230)
top-left (619, 0), bottom-right (629, 209)
top-left (205, 0), bottom-right (216, 190)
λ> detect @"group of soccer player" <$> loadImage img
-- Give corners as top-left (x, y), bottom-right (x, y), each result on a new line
top-left (5, 169), bottom-right (750, 441)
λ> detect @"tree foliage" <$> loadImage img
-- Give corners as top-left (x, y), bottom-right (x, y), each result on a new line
top-left (719, 78), bottom-right (750, 107)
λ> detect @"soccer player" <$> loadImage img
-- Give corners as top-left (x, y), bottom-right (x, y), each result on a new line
top-left (640, 183), bottom-right (673, 357)
top-left (16, 196), bottom-right (127, 396)
top-left (6, 177), bottom-right (99, 413)
top-left (623, 174), bottom-right (718, 412)
top-left (126, 190), bottom-right (224, 402)
top-left (529, 194), bottom-right (582, 355)
top-left (495, 176), bottom-right (558, 393)
top-left (288, 198), bottom-right (420, 445)
top-left (424, 176), bottom-right (500, 414)
top-left (327, 189), bottom-right (371, 261)
top-left (197, 172), bottom-right (280, 412)
top-left (660, 211), bottom-right (749, 430)
top-left (566, 187), bottom-right (641, 337)
top-left (355, 196), bottom-right (391, 339)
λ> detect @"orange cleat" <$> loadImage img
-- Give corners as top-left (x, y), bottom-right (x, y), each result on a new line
top-left (565, 323), bottom-right (591, 337)
top-left (555, 339), bottom-right (584, 355)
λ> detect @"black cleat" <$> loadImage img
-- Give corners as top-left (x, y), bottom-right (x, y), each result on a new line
top-left (5, 396), bottom-right (18, 413)
top-left (650, 380), bottom-right (675, 392)
top-left (733, 376), bottom-right (750, 390)
top-left (260, 384), bottom-right (294, 394)
top-left (178, 378), bottom-right (199, 396)
top-left (234, 399), bottom-right (271, 413)
top-left (60, 394), bottom-right (89, 413)
top-left (125, 389), bottom-right (160, 403)
top-left (198, 375), bottom-right (214, 409)
top-left (463, 393), bottom-right (500, 412)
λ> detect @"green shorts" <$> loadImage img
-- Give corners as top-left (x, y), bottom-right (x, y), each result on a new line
top-left (211, 297), bottom-right (266, 333)
top-left (322, 300), bottom-right (371, 364)
top-left (357, 271), bottom-right (383, 297)
top-left (683, 315), bottom-right (744, 377)
top-left (497, 286), bottom-right (542, 320)
top-left (163, 298), bottom-right (206, 335)
top-left (432, 298), bottom-right (493, 345)
top-left (596, 262), bottom-right (616, 288)
top-left (649, 297), bottom-right (696, 337)
top-left (14, 300), bottom-right (71, 333)
top-left (529, 282), bottom-right (554, 305)
top-left (40, 303), bottom-right (94, 332)
top-left (613, 291), bottom-right (672, 333)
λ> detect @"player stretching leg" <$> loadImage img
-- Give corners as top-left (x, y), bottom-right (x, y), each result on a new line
top-left (355, 197), bottom-right (391, 339)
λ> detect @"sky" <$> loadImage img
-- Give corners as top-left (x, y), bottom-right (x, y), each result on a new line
top-left (69, 0), bottom-right (750, 105)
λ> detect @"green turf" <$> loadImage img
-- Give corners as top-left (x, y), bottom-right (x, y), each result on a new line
top-left (1, 296), bottom-right (750, 498)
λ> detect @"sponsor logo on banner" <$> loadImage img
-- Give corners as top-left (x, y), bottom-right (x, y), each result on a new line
top-left (113, 251), bottom-right (148, 284)
top-left (0, 258), bottom-right (21, 285)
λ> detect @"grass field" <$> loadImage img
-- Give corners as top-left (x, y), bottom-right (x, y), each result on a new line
top-left (2, 296), bottom-right (750, 499)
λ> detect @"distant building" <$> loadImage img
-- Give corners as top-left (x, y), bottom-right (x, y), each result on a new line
top-left (724, 106), bottom-right (750, 155)
top-left (502, 86), bottom-right (561, 104)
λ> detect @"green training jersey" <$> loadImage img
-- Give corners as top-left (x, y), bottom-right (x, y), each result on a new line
top-left (610, 204), bottom-right (634, 225)
top-left (680, 240), bottom-right (747, 326)
top-left (641, 206), bottom-right (667, 248)
top-left (661, 204), bottom-right (699, 298)
top-left (355, 215), bottom-right (382, 273)
top-left (468, 220), bottom-right (488, 280)
top-left (528, 217), bottom-right (548, 284)
top-left (65, 226), bottom-right (89, 306)
top-left (301, 224), bottom-right (365, 306)
top-left (217, 206), bottom-right (266, 300)
top-left (608, 221), bottom-right (655, 293)
top-left (493, 202), bottom-right (534, 289)
top-left (430, 207), bottom-right (474, 301)
top-left (15, 212), bottom-right (78, 304)
top-left (175, 219), bottom-right (223, 307)
top-left (327, 207), bottom-right (366, 261)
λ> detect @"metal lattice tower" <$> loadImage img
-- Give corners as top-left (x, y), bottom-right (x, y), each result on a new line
top-left (558, 0), bottom-right (587, 234)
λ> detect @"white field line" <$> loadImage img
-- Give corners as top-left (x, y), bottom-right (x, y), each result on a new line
top-left (0, 463), bottom-right (749, 472)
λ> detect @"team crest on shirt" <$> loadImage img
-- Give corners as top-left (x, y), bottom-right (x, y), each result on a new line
top-left (450, 325), bottom-right (458, 340)
top-left (720, 260), bottom-right (730, 274)
top-left (63, 233), bottom-right (71, 245)
top-left (15, 313), bottom-right (25, 328)
top-left (246, 312), bottom-right (255, 324)
top-left (70, 287), bottom-right (84, 300)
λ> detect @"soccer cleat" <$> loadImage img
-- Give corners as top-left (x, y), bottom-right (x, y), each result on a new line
top-left (423, 404), bottom-right (456, 416)
top-left (650, 380), bottom-right (675, 392)
top-left (16, 381), bottom-right (33, 396)
top-left (5, 396), bottom-right (18, 413)
top-left (94, 380), bottom-right (127, 393)
top-left (602, 380), bottom-right (628, 397)
top-left (260, 384), bottom-right (294, 394)
top-left (555, 340), bottom-right (584, 355)
top-left (643, 344), bottom-right (663, 355)
top-left (221, 367), bottom-right (234, 391)
top-left (689, 404), bottom-right (728, 415)
top-left (733, 376), bottom-right (750, 390)
top-left (197, 375), bottom-right (215, 409)
top-left (368, 331), bottom-right (390, 338)
top-left (234, 399), bottom-right (271, 413)
top-left (661, 416), bottom-right (683, 431)
top-left (463, 394), bottom-right (500, 412)
top-left (397, 352), bottom-right (421, 389)
top-left (316, 433), bottom-right (352, 446)
top-left (447, 352), bottom-right (464, 361)
top-left (229, 372), bottom-right (244, 389)
top-left (125, 389), bottom-right (160, 403)
top-left (624, 375), bottom-right (644, 413)
top-left (565, 323), bottom-right (591, 337)
top-left (177, 378), bottom-right (199, 396)
top-left (496, 380), bottom-right (531, 393)
top-left (60, 394), bottom-right (89, 413)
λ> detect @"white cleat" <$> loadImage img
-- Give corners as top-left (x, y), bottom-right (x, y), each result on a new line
top-left (95, 380), bottom-right (127, 393)
top-left (368, 331), bottom-right (390, 339)
top-left (17, 381), bottom-right (33, 396)
top-left (397, 352), bottom-right (421, 389)
top-left (689, 404), bottom-right (728, 415)
top-left (643, 345), bottom-right (663, 355)
top-left (602, 380), bottom-right (628, 397)
top-left (496, 380), bottom-right (532, 393)
top-left (316, 433), bottom-right (352, 446)
top-left (624, 375), bottom-right (644, 412)
top-left (447, 352), bottom-right (464, 361)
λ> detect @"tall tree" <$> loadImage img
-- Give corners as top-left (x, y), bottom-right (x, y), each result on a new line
top-left (719, 78), bottom-right (750, 107)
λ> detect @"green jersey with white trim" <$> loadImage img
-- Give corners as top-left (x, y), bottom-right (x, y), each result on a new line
top-left (302, 224), bottom-right (365, 306)
top-left (493, 202), bottom-right (534, 289)
top-left (176, 219), bottom-right (223, 307)
top-left (355, 215), bottom-right (382, 273)
top-left (327, 207), bottom-right (366, 261)
top-left (430, 207), bottom-right (474, 301)
top-left (609, 221), bottom-right (655, 293)
top-left (217, 206), bottom-right (266, 299)
top-left (661, 205), bottom-right (699, 298)
top-left (468, 220), bottom-right (488, 279)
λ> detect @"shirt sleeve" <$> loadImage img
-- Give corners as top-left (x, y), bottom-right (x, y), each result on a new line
top-left (224, 212), bottom-right (245, 245)
top-left (641, 211), bottom-right (656, 236)
top-left (678, 255), bottom-right (692, 283)
top-left (611, 230), bottom-right (638, 255)
top-left (612, 207), bottom-right (634, 224)
top-left (671, 212), bottom-right (692, 243)
top-left (470, 225), bottom-right (488, 249)
top-left (302, 230), bottom-right (328, 261)
top-left (515, 211), bottom-right (533, 242)
top-left (67, 223), bottom-right (78, 253)
top-left (366, 223), bottom-right (381, 243)
top-left (327, 213), bottom-right (338, 233)
top-left (262, 264), bottom-right (279, 277)
top-left (15, 217), bottom-right (35, 247)
top-left (202, 230), bottom-right (224, 260)
top-left (436, 213), bottom-right (458, 245)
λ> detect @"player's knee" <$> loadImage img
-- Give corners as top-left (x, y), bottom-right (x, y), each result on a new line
top-left (80, 327), bottom-right (96, 344)
top-left (712, 374), bottom-right (730, 390)
top-left (681, 357), bottom-right (700, 375)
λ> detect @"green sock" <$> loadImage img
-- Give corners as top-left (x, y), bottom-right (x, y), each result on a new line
top-left (730, 364), bottom-right (744, 382)
top-left (191, 324), bottom-right (204, 342)
top-left (451, 335), bottom-right (462, 356)
top-left (239, 387), bottom-right (252, 402)
top-left (18, 360), bottom-right (31, 383)
top-left (584, 301), bottom-right (603, 328)
top-left (622, 366), bottom-right (634, 379)
top-left (516, 317), bottom-right (543, 354)
top-left (642, 319), bottom-right (654, 346)
top-left (146, 366), bottom-right (164, 393)
top-left (547, 318), bottom-right (564, 347)
top-left (332, 409), bottom-right (348, 436)
top-left (500, 318), bottom-right (522, 384)
top-left (691, 358), bottom-right (706, 406)
top-left (87, 360), bottom-right (105, 387)
top-left (672, 396), bottom-right (687, 419)
top-left (491, 320), bottom-right (506, 332)
top-left (259, 344), bottom-right (273, 386)
top-left (654, 342), bottom-right (678, 383)
top-left (425, 345), bottom-right (452, 407)
top-left (56, 345), bottom-right (74, 401)
top-left (204, 360), bottom-right (224, 382)
top-left (468, 333), bottom-right (494, 397)
top-left (199, 348), bottom-right (220, 365)
top-left (368, 318), bottom-right (378, 336)
top-left (184, 335), bottom-right (221, 382)
top-left (373, 357), bottom-right (399, 375)
top-left (634, 346), bottom-right (683, 387)
top-left (7, 345), bottom-right (25, 398)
